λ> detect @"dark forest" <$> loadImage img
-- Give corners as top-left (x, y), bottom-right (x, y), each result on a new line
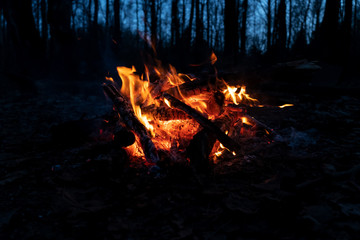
top-left (0, 1), bottom-right (360, 239)
top-left (1, 0), bottom-right (360, 79)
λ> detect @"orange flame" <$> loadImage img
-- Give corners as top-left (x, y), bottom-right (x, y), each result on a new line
top-left (279, 104), bottom-right (294, 108)
top-left (210, 51), bottom-right (218, 65)
top-left (222, 84), bottom-right (258, 106)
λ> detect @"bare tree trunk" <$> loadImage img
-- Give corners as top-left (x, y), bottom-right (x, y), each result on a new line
top-left (2, 0), bottom-right (42, 63)
top-left (70, 2), bottom-right (76, 33)
top-left (0, 9), bottom-right (3, 65)
top-left (88, 0), bottom-right (92, 30)
top-left (195, 0), bottom-right (203, 45)
top-left (136, 0), bottom-right (139, 32)
top-left (206, 0), bottom-right (210, 47)
top-left (224, 0), bottom-right (238, 57)
top-left (114, 0), bottom-right (121, 41)
top-left (36, 0), bottom-right (40, 31)
top-left (272, 0), bottom-right (278, 46)
top-left (41, 0), bottom-right (47, 40)
top-left (287, 0), bottom-right (292, 48)
top-left (105, 0), bottom-right (109, 30)
top-left (186, 0), bottom-right (195, 48)
top-left (344, 0), bottom-right (353, 39)
top-left (315, 0), bottom-right (321, 33)
top-left (343, 0), bottom-right (353, 59)
top-left (214, 1), bottom-right (219, 50)
top-left (158, 0), bottom-right (162, 44)
top-left (302, 0), bottom-right (311, 33)
top-left (171, 0), bottom-right (179, 47)
top-left (136, 0), bottom-right (139, 46)
top-left (182, 0), bottom-right (186, 36)
top-left (94, 0), bottom-right (99, 31)
top-left (266, 0), bottom-right (272, 51)
top-left (320, 0), bottom-right (340, 60)
top-left (240, 0), bottom-right (248, 54)
top-left (47, 0), bottom-right (73, 54)
top-left (277, 0), bottom-right (287, 52)
top-left (143, 0), bottom-right (148, 46)
top-left (354, 0), bottom-right (357, 36)
top-left (339, 0), bottom-right (353, 83)
top-left (150, 0), bottom-right (157, 46)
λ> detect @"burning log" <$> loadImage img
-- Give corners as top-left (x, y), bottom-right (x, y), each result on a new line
top-left (142, 105), bottom-right (191, 121)
top-left (166, 82), bottom-right (213, 98)
top-left (225, 104), bottom-right (247, 113)
top-left (103, 83), bottom-right (160, 163)
top-left (153, 77), bottom-right (216, 99)
top-left (163, 93), bottom-right (241, 154)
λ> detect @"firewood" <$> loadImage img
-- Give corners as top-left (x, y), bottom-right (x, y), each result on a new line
top-left (187, 129), bottom-right (217, 173)
top-left (225, 104), bottom-right (247, 113)
top-left (155, 77), bottom-right (215, 99)
top-left (163, 93), bottom-right (241, 154)
top-left (103, 83), bottom-right (160, 163)
top-left (141, 105), bottom-right (191, 121)
top-left (166, 83), bottom-right (212, 98)
top-left (113, 124), bottom-right (136, 147)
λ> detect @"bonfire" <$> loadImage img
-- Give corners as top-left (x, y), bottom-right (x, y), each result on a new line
top-left (103, 52), bottom-right (292, 170)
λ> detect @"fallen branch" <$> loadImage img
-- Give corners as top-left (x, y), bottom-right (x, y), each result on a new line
top-left (103, 83), bottom-right (159, 163)
top-left (245, 115), bottom-right (282, 140)
top-left (163, 93), bottom-right (241, 153)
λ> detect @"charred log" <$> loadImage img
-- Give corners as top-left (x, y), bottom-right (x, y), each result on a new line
top-left (103, 83), bottom-right (159, 163)
top-left (113, 124), bottom-right (136, 147)
top-left (187, 129), bottom-right (217, 173)
top-left (157, 76), bottom-right (217, 99)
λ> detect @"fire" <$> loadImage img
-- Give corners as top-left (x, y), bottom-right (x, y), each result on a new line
top-left (223, 84), bottom-right (258, 106)
top-left (107, 52), bottom-right (286, 164)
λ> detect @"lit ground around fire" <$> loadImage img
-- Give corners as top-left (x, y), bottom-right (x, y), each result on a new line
top-left (0, 77), bottom-right (359, 239)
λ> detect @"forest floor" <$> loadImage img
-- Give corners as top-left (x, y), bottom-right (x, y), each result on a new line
top-left (0, 73), bottom-right (360, 239)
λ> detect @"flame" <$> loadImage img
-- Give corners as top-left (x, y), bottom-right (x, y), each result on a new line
top-left (241, 117), bottom-right (252, 126)
top-left (105, 76), bottom-right (114, 83)
top-left (222, 84), bottom-right (258, 106)
top-left (279, 104), bottom-right (294, 108)
top-left (164, 98), bottom-right (171, 108)
top-left (210, 51), bottom-right (218, 65)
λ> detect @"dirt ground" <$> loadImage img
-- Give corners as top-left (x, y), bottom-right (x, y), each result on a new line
top-left (0, 75), bottom-right (359, 239)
